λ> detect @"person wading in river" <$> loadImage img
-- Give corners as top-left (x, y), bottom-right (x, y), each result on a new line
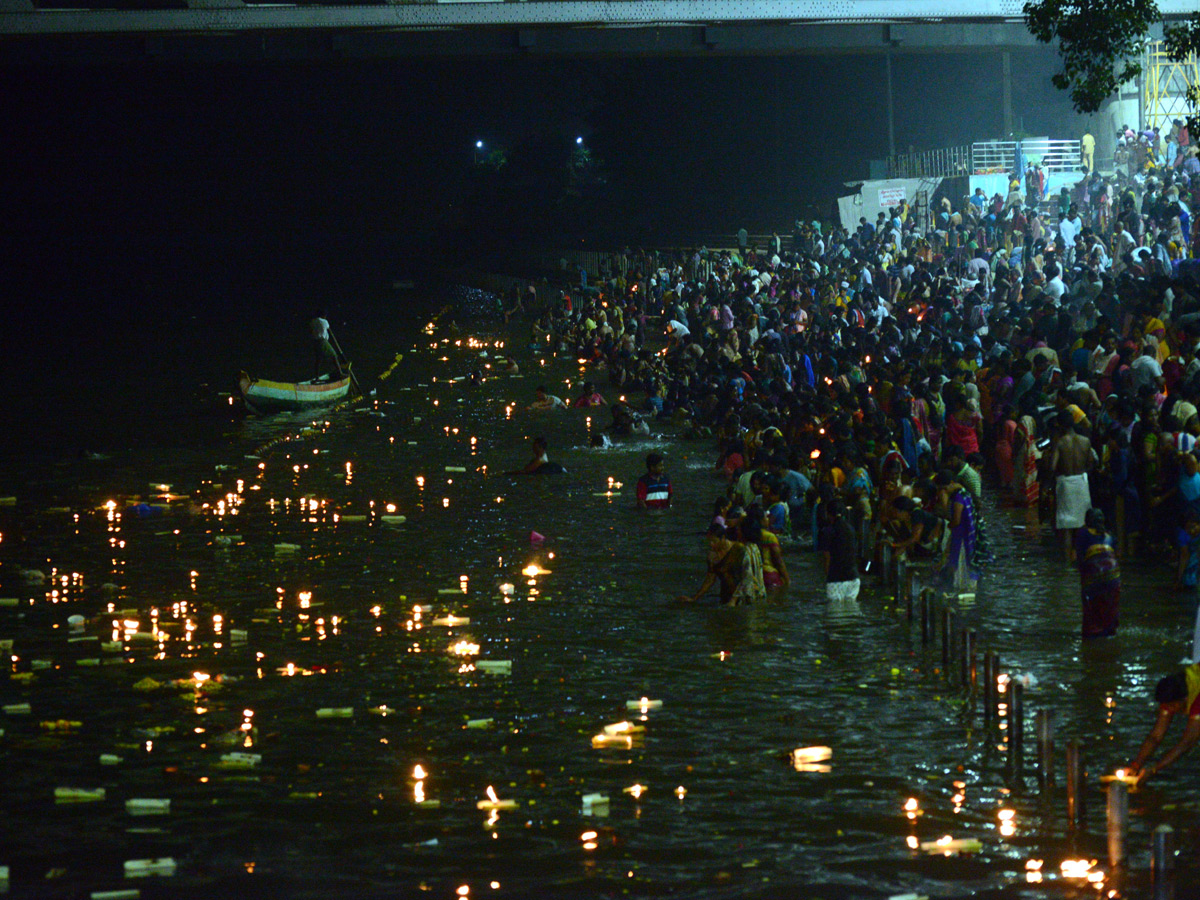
top-left (681, 522), bottom-right (765, 606)
top-left (1048, 409), bottom-right (1095, 563)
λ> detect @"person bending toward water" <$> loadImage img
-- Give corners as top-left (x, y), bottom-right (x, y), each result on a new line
top-left (680, 523), bottom-right (765, 606)
top-left (510, 436), bottom-right (566, 475)
top-left (1127, 664), bottom-right (1200, 783)
top-left (934, 470), bottom-right (979, 591)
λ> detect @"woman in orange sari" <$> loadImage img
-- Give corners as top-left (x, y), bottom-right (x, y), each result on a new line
top-left (994, 408), bottom-right (1018, 488)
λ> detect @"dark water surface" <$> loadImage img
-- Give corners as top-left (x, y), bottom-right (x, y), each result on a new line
top-left (2, 290), bottom-right (1199, 899)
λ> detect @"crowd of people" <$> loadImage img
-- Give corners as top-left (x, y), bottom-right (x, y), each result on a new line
top-left (511, 138), bottom-right (1200, 777)
top-left (520, 137), bottom-right (1200, 622)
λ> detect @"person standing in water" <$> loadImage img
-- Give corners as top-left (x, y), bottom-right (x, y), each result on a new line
top-left (511, 436), bottom-right (566, 475)
top-left (1074, 507), bottom-right (1120, 638)
top-left (636, 453), bottom-right (672, 509)
top-left (1049, 409), bottom-right (1095, 563)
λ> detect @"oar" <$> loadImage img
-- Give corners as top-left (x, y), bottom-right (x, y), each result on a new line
top-left (327, 328), bottom-right (364, 399)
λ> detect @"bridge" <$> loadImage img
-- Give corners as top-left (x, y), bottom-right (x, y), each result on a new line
top-left (1, 0), bottom-right (1194, 46)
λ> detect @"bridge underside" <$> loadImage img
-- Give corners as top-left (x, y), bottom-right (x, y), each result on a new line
top-left (0, 0), bottom-right (1092, 65)
top-left (0, 20), bottom-right (1050, 65)
top-left (1, 0), bottom-right (1188, 65)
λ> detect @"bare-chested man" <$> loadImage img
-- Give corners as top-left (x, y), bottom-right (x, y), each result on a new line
top-left (1048, 409), bottom-right (1095, 563)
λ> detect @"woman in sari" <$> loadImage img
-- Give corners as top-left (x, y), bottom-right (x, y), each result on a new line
top-left (1074, 508), bottom-right (1120, 638)
top-left (994, 407), bottom-right (1018, 488)
top-left (935, 470), bottom-right (979, 590)
top-left (944, 397), bottom-right (982, 457)
top-left (985, 358), bottom-right (1014, 430)
top-left (744, 506), bottom-right (789, 590)
top-left (683, 523), bottom-right (766, 606)
top-left (1012, 414), bottom-right (1041, 507)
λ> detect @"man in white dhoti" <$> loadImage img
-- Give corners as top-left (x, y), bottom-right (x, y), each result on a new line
top-left (1049, 409), bottom-right (1096, 563)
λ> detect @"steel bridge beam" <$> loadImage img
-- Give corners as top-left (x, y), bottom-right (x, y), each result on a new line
top-left (4, 0), bottom-right (1194, 37)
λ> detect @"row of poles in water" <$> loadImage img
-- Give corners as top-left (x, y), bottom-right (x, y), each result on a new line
top-left (876, 545), bottom-right (1177, 896)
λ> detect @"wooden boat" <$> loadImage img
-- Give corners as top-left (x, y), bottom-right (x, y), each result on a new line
top-left (237, 372), bottom-right (353, 414)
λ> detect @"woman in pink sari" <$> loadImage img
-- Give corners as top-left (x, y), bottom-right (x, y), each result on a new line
top-left (944, 397), bottom-right (981, 457)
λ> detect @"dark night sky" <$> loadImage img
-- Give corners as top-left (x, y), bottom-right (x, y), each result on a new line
top-left (0, 48), bottom-right (1089, 234)
top-left (0, 46), bottom-right (1087, 314)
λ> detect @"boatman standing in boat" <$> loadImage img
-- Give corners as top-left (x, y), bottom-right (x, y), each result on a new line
top-left (310, 309), bottom-right (344, 380)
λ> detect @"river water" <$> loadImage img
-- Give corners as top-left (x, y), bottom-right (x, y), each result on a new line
top-left (1, 286), bottom-right (1198, 899)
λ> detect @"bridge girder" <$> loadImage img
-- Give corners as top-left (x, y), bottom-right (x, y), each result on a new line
top-left (2, 0), bottom-right (1194, 63)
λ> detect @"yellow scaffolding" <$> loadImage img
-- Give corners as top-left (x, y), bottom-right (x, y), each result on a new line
top-left (1142, 40), bottom-right (1199, 130)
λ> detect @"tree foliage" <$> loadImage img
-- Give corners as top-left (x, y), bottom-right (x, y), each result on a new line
top-left (1024, 0), bottom-right (1161, 112)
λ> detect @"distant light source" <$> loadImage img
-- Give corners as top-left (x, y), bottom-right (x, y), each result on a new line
top-left (475, 140), bottom-right (484, 149)
top-left (575, 136), bottom-right (583, 145)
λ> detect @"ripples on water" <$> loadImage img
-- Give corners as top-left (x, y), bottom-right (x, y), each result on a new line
top-left (1, 307), bottom-right (1198, 899)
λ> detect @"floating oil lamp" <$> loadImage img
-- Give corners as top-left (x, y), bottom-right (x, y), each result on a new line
top-left (476, 785), bottom-right (517, 811)
top-left (920, 836), bottom-right (982, 855)
top-left (591, 734), bottom-right (634, 750)
top-left (626, 697), bottom-right (662, 712)
top-left (792, 746), bottom-right (832, 766)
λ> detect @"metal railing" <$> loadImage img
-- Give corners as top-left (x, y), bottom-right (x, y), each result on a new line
top-left (889, 138), bottom-right (1083, 179)
top-left (971, 138), bottom-right (1081, 174)
top-left (887, 145), bottom-right (972, 179)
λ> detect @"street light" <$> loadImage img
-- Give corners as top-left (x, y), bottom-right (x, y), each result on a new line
top-left (575, 136), bottom-right (584, 145)
top-left (474, 140), bottom-right (484, 164)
